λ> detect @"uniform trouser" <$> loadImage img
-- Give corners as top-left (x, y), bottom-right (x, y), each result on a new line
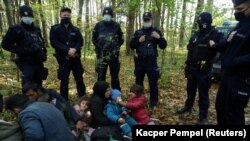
top-left (59, 57), bottom-right (86, 101)
top-left (134, 57), bottom-right (160, 107)
top-left (21, 62), bottom-right (44, 87)
top-left (96, 57), bottom-right (121, 90)
top-left (185, 68), bottom-right (212, 120)
top-left (215, 75), bottom-right (250, 125)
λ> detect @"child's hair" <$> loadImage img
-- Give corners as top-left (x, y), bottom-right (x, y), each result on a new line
top-left (130, 84), bottom-right (144, 96)
top-left (77, 95), bottom-right (91, 109)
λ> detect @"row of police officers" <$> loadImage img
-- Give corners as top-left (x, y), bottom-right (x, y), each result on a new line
top-left (1, 0), bottom-right (250, 125)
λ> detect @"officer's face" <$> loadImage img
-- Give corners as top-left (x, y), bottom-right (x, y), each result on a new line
top-left (234, 2), bottom-right (248, 13)
top-left (143, 18), bottom-right (152, 23)
top-left (60, 11), bottom-right (71, 18)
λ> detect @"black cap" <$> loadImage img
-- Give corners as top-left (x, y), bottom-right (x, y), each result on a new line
top-left (198, 12), bottom-right (212, 24)
top-left (19, 5), bottom-right (33, 17)
top-left (60, 7), bottom-right (72, 13)
top-left (103, 7), bottom-right (113, 17)
top-left (143, 12), bottom-right (152, 19)
top-left (232, 0), bottom-right (247, 7)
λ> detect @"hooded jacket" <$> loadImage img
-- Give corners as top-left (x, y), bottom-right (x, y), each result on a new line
top-left (90, 81), bottom-right (114, 128)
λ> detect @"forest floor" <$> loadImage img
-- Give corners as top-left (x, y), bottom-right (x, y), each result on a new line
top-left (0, 47), bottom-right (249, 125)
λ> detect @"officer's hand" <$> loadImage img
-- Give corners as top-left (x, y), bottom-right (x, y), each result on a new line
top-left (68, 48), bottom-right (77, 57)
top-left (209, 40), bottom-right (215, 47)
top-left (227, 31), bottom-right (237, 43)
top-left (139, 35), bottom-right (146, 43)
top-left (151, 31), bottom-right (160, 39)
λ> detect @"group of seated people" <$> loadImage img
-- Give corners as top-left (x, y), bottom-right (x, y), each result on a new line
top-left (0, 81), bottom-right (159, 141)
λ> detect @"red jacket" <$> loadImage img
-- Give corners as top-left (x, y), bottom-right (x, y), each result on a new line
top-left (126, 96), bottom-right (150, 125)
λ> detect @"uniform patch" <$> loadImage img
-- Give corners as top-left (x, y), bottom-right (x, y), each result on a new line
top-left (24, 12), bottom-right (28, 16)
top-left (236, 33), bottom-right (246, 39)
top-left (237, 91), bottom-right (248, 96)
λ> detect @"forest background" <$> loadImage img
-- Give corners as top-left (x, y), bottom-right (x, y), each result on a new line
top-left (0, 0), bottom-right (249, 124)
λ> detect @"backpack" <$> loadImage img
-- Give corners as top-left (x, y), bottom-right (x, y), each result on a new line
top-left (91, 125), bottom-right (124, 141)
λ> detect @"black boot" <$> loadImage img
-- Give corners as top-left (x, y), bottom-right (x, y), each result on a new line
top-left (0, 95), bottom-right (3, 113)
top-left (176, 106), bottom-right (191, 114)
top-left (196, 118), bottom-right (207, 125)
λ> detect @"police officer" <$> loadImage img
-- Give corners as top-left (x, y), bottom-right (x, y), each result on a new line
top-left (50, 7), bottom-right (86, 101)
top-left (210, 0), bottom-right (250, 125)
top-left (176, 12), bottom-right (222, 125)
top-left (130, 12), bottom-right (167, 108)
top-left (1, 5), bottom-right (47, 88)
top-left (92, 7), bottom-right (124, 90)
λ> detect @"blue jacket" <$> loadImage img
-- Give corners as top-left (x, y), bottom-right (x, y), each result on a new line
top-left (18, 101), bottom-right (75, 141)
top-left (105, 101), bottom-right (127, 123)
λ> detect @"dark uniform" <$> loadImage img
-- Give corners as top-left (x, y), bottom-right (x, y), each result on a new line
top-left (50, 22), bottom-right (86, 101)
top-left (215, 0), bottom-right (250, 125)
top-left (130, 12), bottom-right (167, 107)
top-left (1, 5), bottom-right (47, 88)
top-left (177, 12), bottom-right (222, 124)
top-left (92, 7), bottom-right (124, 90)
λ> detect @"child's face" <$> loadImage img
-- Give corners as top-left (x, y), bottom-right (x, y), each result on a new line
top-left (128, 91), bottom-right (136, 99)
top-left (105, 88), bottom-right (111, 98)
top-left (116, 96), bottom-right (122, 103)
top-left (80, 100), bottom-right (88, 111)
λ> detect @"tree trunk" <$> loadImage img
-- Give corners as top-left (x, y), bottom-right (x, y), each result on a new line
top-left (160, 4), bottom-right (166, 32)
top-left (126, 10), bottom-right (135, 55)
top-left (152, 0), bottom-right (161, 29)
top-left (77, 0), bottom-right (84, 29)
top-left (38, 0), bottom-right (49, 48)
top-left (179, 0), bottom-right (187, 48)
top-left (24, 0), bottom-right (30, 6)
top-left (84, 0), bottom-right (90, 59)
top-left (3, 0), bottom-right (14, 27)
top-left (111, 0), bottom-right (116, 20)
top-left (205, 0), bottom-right (214, 13)
top-left (191, 0), bottom-right (204, 34)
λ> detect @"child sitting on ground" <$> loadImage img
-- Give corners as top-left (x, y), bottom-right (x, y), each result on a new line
top-left (105, 89), bottom-right (137, 137)
top-left (118, 84), bottom-right (155, 125)
top-left (73, 96), bottom-right (94, 141)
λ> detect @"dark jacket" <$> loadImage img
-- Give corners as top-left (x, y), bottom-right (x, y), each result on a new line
top-left (215, 18), bottom-right (250, 76)
top-left (38, 89), bottom-right (81, 127)
top-left (90, 81), bottom-right (114, 128)
top-left (130, 27), bottom-right (167, 57)
top-left (92, 20), bottom-right (123, 58)
top-left (50, 23), bottom-right (83, 57)
top-left (0, 121), bottom-right (23, 141)
top-left (186, 27), bottom-right (222, 68)
top-left (18, 101), bottom-right (75, 141)
top-left (1, 22), bottom-right (46, 63)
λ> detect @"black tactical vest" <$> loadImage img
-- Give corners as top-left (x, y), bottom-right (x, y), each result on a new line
top-left (191, 29), bottom-right (217, 62)
top-left (136, 28), bottom-right (158, 57)
top-left (96, 21), bottom-right (120, 58)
